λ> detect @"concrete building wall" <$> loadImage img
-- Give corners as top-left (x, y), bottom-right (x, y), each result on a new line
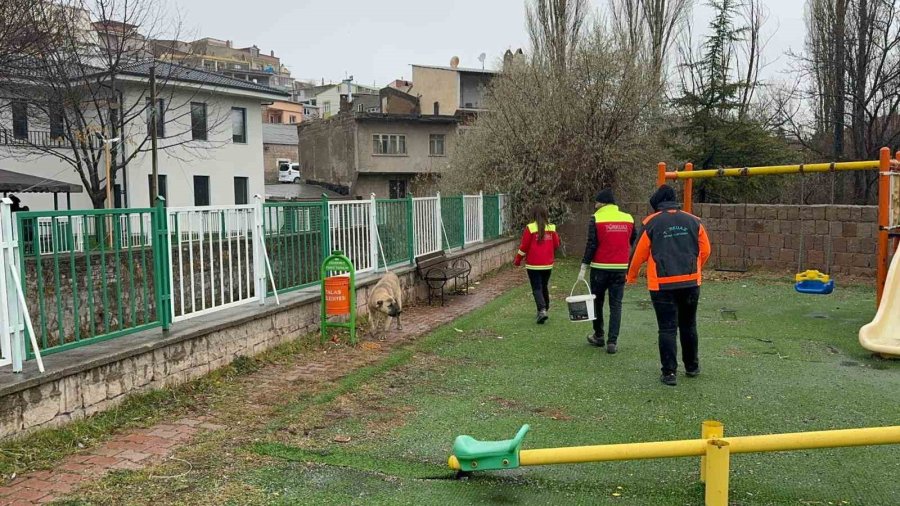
top-left (296, 114), bottom-right (356, 190)
top-left (355, 119), bottom-right (456, 176)
top-left (411, 66), bottom-right (458, 116)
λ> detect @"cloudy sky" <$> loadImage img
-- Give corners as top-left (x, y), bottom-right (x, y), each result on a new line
top-left (174, 0), bottom-right (807, 86)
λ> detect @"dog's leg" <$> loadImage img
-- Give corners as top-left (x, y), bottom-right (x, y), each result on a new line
top-left (396, 313), bottom-right (403, 331)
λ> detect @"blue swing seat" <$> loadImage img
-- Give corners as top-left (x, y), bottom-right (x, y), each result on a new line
top-left (794, 270), bottom-right (835, 295)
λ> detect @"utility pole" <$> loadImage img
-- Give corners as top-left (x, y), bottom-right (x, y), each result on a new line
top-left (150, 62), bottom-right (159, 203)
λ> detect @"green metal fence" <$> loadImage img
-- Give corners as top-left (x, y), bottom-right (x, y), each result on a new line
top-left (376, 199), bottom-right (411, 267)
top-left (441, 196), bottom-right (465, 250)
top-left (262, 201), bottom-right (326, 294)
top-left (16, 206), bottom-right (165, 356)
top-left (483, 194), bottom-right (500, 240)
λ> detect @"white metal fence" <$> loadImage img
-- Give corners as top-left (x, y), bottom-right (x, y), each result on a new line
top-left (29, 214), bottom-right (153, 255)
top-left (464, 193), bottom-right (484, 245)
top-left (413, 196), bottom-right (442, 257)
top-left (328, 200), bottom-right (375, 274)
top-left (167, 204), bottom-right (264, 322)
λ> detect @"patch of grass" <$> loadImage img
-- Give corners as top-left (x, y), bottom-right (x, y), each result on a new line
top-left (61, 259), bottom-right (900, 505)
top-left (0, 336), bottom-right (317, 480)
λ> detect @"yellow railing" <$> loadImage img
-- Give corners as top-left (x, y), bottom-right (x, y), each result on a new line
top-left (448, 422), bottom-right (900, 506)
top-left (665, 160), bottom-right (881, 181)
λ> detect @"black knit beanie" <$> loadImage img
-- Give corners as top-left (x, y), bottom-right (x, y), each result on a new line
top-left (649, 185), bottom-right (677, 211)
top-left (595, 188), bottom-right (615, 204)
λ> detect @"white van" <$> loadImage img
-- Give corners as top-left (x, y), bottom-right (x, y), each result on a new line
top-left (277, 159), bottom-right (301, 183)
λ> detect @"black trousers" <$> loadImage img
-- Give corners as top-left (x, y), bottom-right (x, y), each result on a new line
top-left (590, 269), bottom-right (625, 343)
top-left (650, 286), bottom-right (700, 375)
top-left (526, 269), bottom-right (552, 312)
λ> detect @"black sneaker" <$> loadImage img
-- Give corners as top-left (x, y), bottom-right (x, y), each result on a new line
top-left (606, 342), bottom-right (618, 354)
top-left (660, 373), bottom-right (677, 386)
top-left (536, 310), bottom-right (548, 324)
top-left (586, 333), bottom-right (604, 347)
top-left (686, 367), bottom-right (701, 377)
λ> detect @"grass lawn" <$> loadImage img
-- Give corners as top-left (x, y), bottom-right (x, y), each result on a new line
top-left (66, 259), bottom-right (900, 505)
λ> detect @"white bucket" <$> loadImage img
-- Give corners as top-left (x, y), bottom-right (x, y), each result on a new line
top-left (566, 279), bottom-right (596, 322)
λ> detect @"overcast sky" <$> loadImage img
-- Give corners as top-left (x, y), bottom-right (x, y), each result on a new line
top-left (175, 0), bottom-right (807, 86)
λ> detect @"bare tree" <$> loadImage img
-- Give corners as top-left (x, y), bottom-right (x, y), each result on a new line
top-left (609, 0), bottom-right (694, 83)
top-left (0, 0), bottom-right (231, 208)
top-left (526, 0), bottom-right (588, 74)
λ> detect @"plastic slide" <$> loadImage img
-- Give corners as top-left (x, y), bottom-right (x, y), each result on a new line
top-left (859, 250), bottom-right (900, 357)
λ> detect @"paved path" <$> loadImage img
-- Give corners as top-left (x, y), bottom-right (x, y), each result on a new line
top-left (0, 269), bottom-right (524, 505)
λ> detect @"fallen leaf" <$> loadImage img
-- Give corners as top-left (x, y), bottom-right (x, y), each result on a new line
top-left (333, 435), bottom-right (352, 443)
top-left (454, 328), bottom-right (464, 333)
top-left (612, 492), bottom-right (621, 497)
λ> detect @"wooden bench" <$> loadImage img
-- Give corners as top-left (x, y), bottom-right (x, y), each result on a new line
top-left (415, 251), bottom-right (472, 306)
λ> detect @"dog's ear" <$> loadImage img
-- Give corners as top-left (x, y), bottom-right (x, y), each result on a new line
top-left (376, 300), bottom-right (383, 307)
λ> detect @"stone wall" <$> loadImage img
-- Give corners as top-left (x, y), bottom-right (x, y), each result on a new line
top-left (558, 202), bottom-right (879, 276)
top-left (0, 238), bottom-right (517, 440)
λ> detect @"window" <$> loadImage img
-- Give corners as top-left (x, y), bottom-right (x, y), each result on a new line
top-left (357, 103), bottom-right (364, 112)
top-left (191, 102), bottom-right (207, 141)
top-left (433, 101), bottom-right (440, 115)
top-left (234, 177), bottom-right (249, 205)
top-left (289, 115), bottom-right (297, 123)
top-left (11, 101), bottom-right (27, 140)
top-left (372, 134), bottom-right (407, 155)
top-left (429, 134), bottom-right (445, 156)
top-left (193, 175), bottom-right (210, 206)
top-left (389, 179), bottom-right (408, 199)
top-left (322, 101), bottom-right (331, 116)
top-left (49, 103), bottom-right (64, 138)
top-left (148, 174), bottom-right (167, 204)
top-left (231, 107), bottom-right (246, 143)
top-left (145, 98), bottom-right (165, 138)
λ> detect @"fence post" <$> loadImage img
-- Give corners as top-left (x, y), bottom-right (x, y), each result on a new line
top-left (0, 199), bottom-right (23, 372)
top-left (406, 193), bottom-right (415, 264)
top-left (153, 197), bottom-right (172, 330)
top-left (700, 420), bottom-right (724, 483)
top-left (369, 193), bottom-right (379, 271)
top-left (460, 196), bottom-right (467, 250)
top-left (253, 196), bottom-right (266, 305)
top-left (478, 191), bottom-right (484, 243)
top-left (497, 194), bottom-right (503, 236)
top-left (321, 194), bottom-right (331, 258)
top-left (434, 192), bottom-right (442, 253)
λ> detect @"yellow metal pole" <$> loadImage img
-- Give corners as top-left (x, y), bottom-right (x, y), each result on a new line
top-left (700, 420), bottom-right (724, 483)
top-left (704, 440), bottom-right (730, 506)
top-left (665, 160), bottom-right (881, 181)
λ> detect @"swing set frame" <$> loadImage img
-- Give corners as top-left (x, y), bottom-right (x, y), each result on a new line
top-left (655, 147), bottom-right (900, 308)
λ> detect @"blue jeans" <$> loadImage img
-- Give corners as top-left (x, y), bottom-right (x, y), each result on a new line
top-left (591, 269), bottom-right (625, 343)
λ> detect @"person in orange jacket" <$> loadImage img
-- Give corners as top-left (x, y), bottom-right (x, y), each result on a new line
top-left (514, 205), bottom-right (561, 324)
top-left (627, 185), bottom-right (711, 386)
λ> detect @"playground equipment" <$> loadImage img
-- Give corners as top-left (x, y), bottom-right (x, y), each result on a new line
top-left (320, 251), bottom-right (357, 344)
top-left (655, 148), bottom-right (900, 309)
top-left (794, 269), bottom-right (834, 295)
top-left (448, 422), bottom-right (900, 506)
top-left (859, 246), bottom-right (900, 357)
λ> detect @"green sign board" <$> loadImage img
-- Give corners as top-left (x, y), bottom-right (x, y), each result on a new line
top-left (320, 251), bottom-right (357, 344)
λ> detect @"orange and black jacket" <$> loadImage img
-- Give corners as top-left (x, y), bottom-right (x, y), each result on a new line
top-left (514, 222), bottom-right (560, 270)
top-left (626, 202), bottom-right (711, 291)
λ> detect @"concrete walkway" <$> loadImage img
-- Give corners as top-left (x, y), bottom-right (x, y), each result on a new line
top-left (0, 268), bottom-right (524, 505)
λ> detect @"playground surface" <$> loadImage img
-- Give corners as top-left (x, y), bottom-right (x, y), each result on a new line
top-left (4, 260), bottom-right (900, 505)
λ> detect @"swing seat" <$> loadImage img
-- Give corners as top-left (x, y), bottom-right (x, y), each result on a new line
top-left (794, 270), bottom-right (835, 294)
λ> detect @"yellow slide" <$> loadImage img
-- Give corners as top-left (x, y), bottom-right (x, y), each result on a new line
top-left (859, 249), bottom-right (900, 357)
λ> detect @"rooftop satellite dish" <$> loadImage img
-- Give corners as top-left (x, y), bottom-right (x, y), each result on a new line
top-left (450, 56), bottom-right (459, 69)
top-left (478, 52), bottom-right (486, 70)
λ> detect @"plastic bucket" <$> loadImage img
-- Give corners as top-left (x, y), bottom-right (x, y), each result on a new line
top-left (566, 279), bottom-right (596, 322)
top-left (324, 275), bottom-right (351, 315)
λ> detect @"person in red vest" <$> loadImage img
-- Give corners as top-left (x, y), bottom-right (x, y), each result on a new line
top-left (578, 189), bottom-right (636, 354)
top-left (514, 205), bottom-right (561, 324)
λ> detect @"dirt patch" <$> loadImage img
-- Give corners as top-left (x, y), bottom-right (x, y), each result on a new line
top-left (533, 407), bottom-right (573, 421)
top-left (723, 347), bottom-right (751, 358)
top-left (490, 396), bottom-right (525, 410)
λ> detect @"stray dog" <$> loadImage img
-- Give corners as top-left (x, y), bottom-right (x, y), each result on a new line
top-left (368, 271), bottom-right (403, 337)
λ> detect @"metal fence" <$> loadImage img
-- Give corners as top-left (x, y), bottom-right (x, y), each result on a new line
top-left (4, 193), bottom-right (507, 368)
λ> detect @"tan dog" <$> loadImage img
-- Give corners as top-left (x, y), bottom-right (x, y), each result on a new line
top-left (368, 271), bottom-right (403, 336)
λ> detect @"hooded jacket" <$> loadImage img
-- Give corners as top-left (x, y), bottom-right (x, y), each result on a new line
top-left (626, 201), bottom-right (711, 291)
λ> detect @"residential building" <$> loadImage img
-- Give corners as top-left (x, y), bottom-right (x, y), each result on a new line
top-left (295, 80), bottom-right (380, 119)
top-left (297, 107), bottom-right (457, 198)
top-left (264, 100), bottom-right (304, 124)
top-left (0, 61), bottom-right (288, 210)
top-left (380, 87), bottom-right (419, 115)
top-left (411, 62), bottom-right (497, 117)
top-left (262, 123), bottom-right (299, 183)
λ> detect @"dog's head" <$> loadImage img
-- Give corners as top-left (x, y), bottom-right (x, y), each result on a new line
top-left (374, 296), bottom-right (401, 317)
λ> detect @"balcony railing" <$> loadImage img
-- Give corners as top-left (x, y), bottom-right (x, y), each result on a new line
top-left (0, 128), bottom-right (69, 148)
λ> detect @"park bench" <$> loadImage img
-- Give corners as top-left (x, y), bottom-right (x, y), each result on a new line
top-left (415, 251), bottom-right (471, 306)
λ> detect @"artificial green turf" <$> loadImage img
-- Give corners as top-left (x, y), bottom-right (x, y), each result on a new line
top-left (247, 259), bottom-right (900, 505)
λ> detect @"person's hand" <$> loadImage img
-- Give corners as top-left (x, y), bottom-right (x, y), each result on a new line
top-left (513, 257), bottom-right (522, 267)
top-left (577, 264), bottom-right (587, 281)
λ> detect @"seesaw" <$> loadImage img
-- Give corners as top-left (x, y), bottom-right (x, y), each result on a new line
top-left (446, 423), bottom-right (900, 506)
